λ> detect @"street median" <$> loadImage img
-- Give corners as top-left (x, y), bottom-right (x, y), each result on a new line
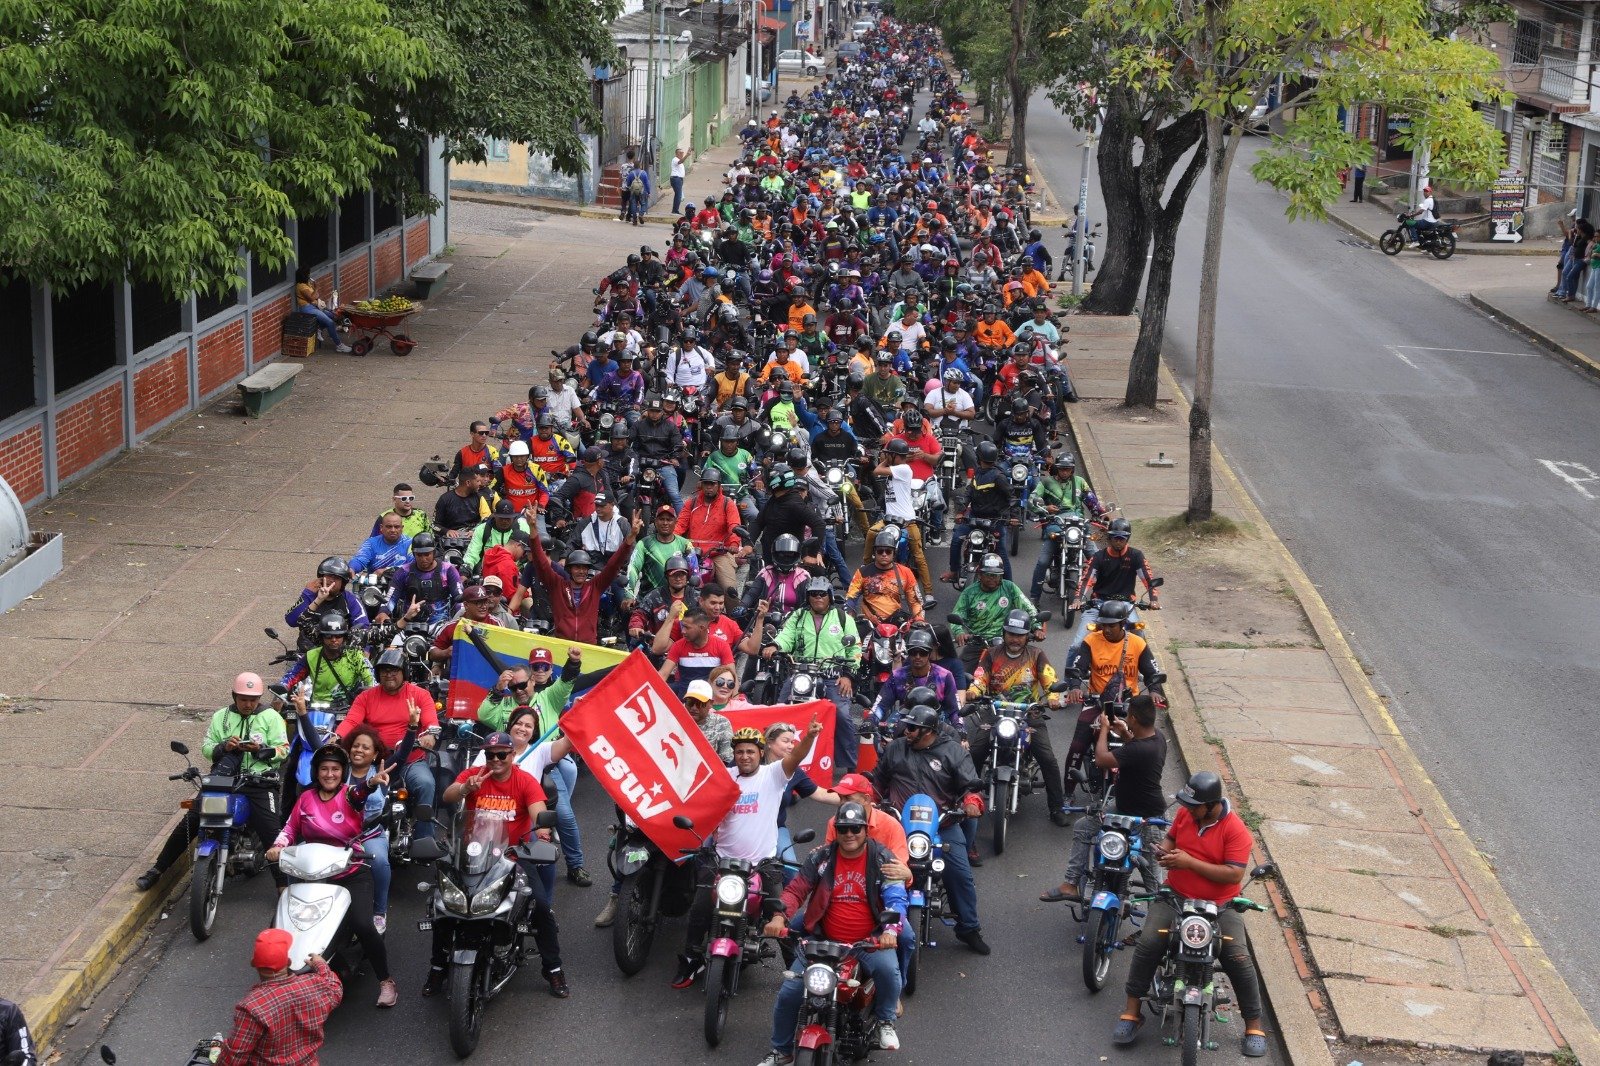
top-left (1060, 313), bottom-right (1600, 1063)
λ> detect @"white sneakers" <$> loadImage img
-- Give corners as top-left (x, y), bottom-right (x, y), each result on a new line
top-left (335, 343), bottom-right (353, 353)
top-left (373, 915), bottom-right (386, 934)
top-left (878, 1022), bottom-right (901, 1051)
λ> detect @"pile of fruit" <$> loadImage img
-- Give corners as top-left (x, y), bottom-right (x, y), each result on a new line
top-left (350, 295), bottom-right (413, 315)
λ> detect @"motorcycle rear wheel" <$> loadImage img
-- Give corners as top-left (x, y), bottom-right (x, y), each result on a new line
top-left (1429, 232), bottom-right (1457, 260)
top-left (991, 799), bottom-right (1009, 856)
top-left (612, 870), bottom-right (657, 976)
top-left (189, 852), bottom-right (221, 941)
top-left (704, 956), bottom-right (732, 1046)
top-left (1180, 1002), bottom-right (1202, 1066)
top-left (1378, 230), bottom-right (1403, 256)
top-left (1082, 908), bottom-right (1117, 992)
top-left (903, 904), bottom-right (923, 996)
top-left (984, 394), bottom-right (1005, 423)
top-left (448, 960), bottom-right (484, 1058)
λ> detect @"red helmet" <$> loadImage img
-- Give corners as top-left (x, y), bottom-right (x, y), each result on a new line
top-left (926, 200), bottom-right (939, 211)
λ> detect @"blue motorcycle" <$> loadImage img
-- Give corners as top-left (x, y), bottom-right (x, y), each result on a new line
top-left (165, 739), bottom-right (278, 941)
top-left (1066, 802), bottom-right (1170, 992)
top-left (892, 792), bottom-right (961, 996)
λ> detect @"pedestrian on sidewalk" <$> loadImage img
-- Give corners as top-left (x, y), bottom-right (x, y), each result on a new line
top-left (624, 158), bottom-right (653, 227)
top-left (670, 148), bottom-right (687, 215)
top-left (218, 930), bottom-right (343, 1066)
top-left (617, 149), bottom-right (637, 222)
top-left (1554, 208), bottom-right (1579, 295)
top-left (1556, 218), bottom-right (1592, 302)
top-left (1583, 233), bottom-right (1600, 312)
top-left (1350, 164), bottom-right (1365, 203)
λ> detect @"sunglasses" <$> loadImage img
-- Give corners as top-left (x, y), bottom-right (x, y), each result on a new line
top-left (394, 495), bottom-right (415, 503)
top-left (713, 678), bottom-right (738, 689)
top-left (835, 825), bottom-right (866, 835)
top-left (472, 429), bottom-right (488, 436)
top-left (484, 750), bottom-right (512, 761)
top-left (509, 681), bottom-right (529, 691)
top-left (530, 663), bottom-right (553, 672)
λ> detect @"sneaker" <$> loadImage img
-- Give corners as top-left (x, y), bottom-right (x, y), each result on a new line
top-left (877, 1022), bottom-right (901, 1050)
top-left (956, 928), bottom-right (992, 956)
top-left (545, 968), bottom-right (570, 998)
top-left (135, 867), bottom-right (162, 891)
top-left (1050, 809), bottom-right (1072, 828)
top-left (421, 967), bottom-right (447, 997)
top-left (375, 978), bottom-right (398, 1008)
top-left (335, 343), bottom-right (353, 353)
top-left (756, 1054), bottom-right (795, 1066)
top-left (567, 866), bottom-right (593, 888)
top-left (374, 914), bottom-right (387, 935)
top-left (670, 953), bottom-right (706, 989)
top-left (966, 847), bottom-right (983, 868)
top-left (594, 894), bottom-right (618, 928)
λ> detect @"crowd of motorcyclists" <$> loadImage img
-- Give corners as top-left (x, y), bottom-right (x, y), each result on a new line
top-left (119, 18), bottom-right (1277, 1066)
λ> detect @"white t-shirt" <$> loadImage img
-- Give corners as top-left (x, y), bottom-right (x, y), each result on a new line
top-left (669, 345), bottom-right (712, 387)
top-left (884, 463), bottom-right (916, 522)
top-left (714, 760), bottom-right (790, 861)
top-left (672, 155), bottom-right (687, 179)
top-left (582, 515), bottom-right (629, 555)
top-left (925, 386), bottom-right (975, 416)
top-left (891, 321), bottom-right (925, 354)
top-left (1416, 195), bottom-right (1436, 223)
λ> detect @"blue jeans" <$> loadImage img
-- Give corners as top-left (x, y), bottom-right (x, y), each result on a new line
top-left (949, 520), bottom-right (1010, 578)
top-left (771, 946), bottom-right (901, 1053)
top-left (401, 760), bottom-right (436, 838)
top-left (550, 755), bottom-right (584, 871)
top-left (1558, 256), bottom-right (1585, 299)
top-left (777, 826), bottom-right (799, 886)
top-left (670, 175), bottom-right (684, 214)
top-left (298, 306), bottom-right (340, 346)
top-left (822, 528), bottom-right (851, 586)
top-left (938, 837), bottom-right (981, 933)
top-left (365, 831), bottom-right (392, 914)
top-left (781, 676), bottom-right (858, 772)
top-left (656, 464), bottom-right (684, 510)
top-left (1585, 261), bottom-right (1600, 309)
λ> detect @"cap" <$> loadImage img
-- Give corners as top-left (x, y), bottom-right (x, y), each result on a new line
top-left (480, 574), bottom-right (504, 590)
top-left (593, 492), bottom-right (611, 506)
top-left (470, 463), bottom-right (493, 477)
top-left (493, 499), bottom-right (517, 516)
top-left (581, 446), bottom-right (604, 462)
top-left (833, 772), bottom-right (876, 799)
top-left (252, 927), bottom-right (293, 971)
top-left (656, 503), bottom-right (677, 516)
top-left (685, 679), bottom-right (715, 702)
top-left (508, 440), bottom-right (530, 456)
top-left (529, 647), bottom-right (555, 665)
top-left (482, 731), bottom-right (515, 750)
top-left (462, 585), bottom-right (490, 603)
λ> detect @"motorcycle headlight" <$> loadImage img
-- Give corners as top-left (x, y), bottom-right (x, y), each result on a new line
top-left (826, 466), bottom-right (844, 485)
top-left (1179, 915), bottom-right (1214, 950)
top-left (1064, 526), bottom-right (1083, 544)
top-left (599, 412), bottom-right (615, 430)
top-left (804, 963), bottom-right (839, 997)
top-left (288, 894), bottom-right (334, 931)
top-left (470, 872), bottom-right (514, 916)
top-left (1011, 463), bottom-right (1029, 482)
top-left (872, 638), bottom-right (890, 660)
top-left (716, 873), bottom-right (747, 907)
top-left (792, 673), bottom-right (815, 697)
top-left (995, 717), bottom-right (1019, 740)
top-left (200, 795), bottom-right (231, 817)
top-left (970, 530), bottom-right (985, 547)
top-left (1097, 831), bottom-right (1128, 862)
top-left (907, 833), bottom-right (932, 860)
top-left (439, 873), bottom-right (469, 915)
top-left (404, 635), bottom-right (428, 660)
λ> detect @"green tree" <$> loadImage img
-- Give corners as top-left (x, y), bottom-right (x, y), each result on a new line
top-left (0, 0), bottom-right (431, 297)
top-left (1087, 0), bottom-right (1506, 520)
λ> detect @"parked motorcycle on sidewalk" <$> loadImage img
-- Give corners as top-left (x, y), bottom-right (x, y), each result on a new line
top-left (1378, 214), bottom-right (1457, 259)
top-left (165, 740), bottom-right (277, 941)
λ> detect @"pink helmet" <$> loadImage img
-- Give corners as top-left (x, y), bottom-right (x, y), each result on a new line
top-left (232, 672), bottom-right (264, 696)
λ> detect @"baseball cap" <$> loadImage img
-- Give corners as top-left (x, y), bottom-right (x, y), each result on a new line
top-left (509, 529), bottom-right (533, 547)
top-left (508, 440), bottom-right (530, 456)
top-left (252, 928), bottom-right (293, 971)
top-left (462, 585), bottom-right (490, 603)
top-left (482, 731), bottom-right (515, 750)
top-left (656, 503), bottom-right (676, 516)
top-left (529, 647), bottom-right (555, 666)
top-left (594, 493), bottom-right (611, 506)
top-left (494, 499), bottom-right (517, 516)
top-left (480, 575), bottom-right (504, 591)
top-left (470, 463), bottom-right (493, 477)
top-left (685, 679), bottom-right (715, 703)
top-left (581, 446), bottom-right (604, 462)
top-left (646, 397), bottom-right (663, 411)
top-left (832, 772), bottom-right (877, 799)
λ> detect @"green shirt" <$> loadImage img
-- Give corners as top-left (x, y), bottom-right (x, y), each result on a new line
top-left (704, 447), bottom-right (754, 488)
top-left (302, 647), bottom-right (375, 705)
top-left (627, 534), bottom-right (695, 598)
top-left (380, 508), bottom-right (432, 540)
top-left (465, 517), bottom-right (532, 570)
top-left (775, 607), bottom-right (863, 666)
top-left (475, 673), bottom-right (576, 735)
top-left (863, 373), bottom-right (906, 408)
top-left (203, 705), bottom-right (289, 774)
top-left (950, 580), bottom-right (1037, 640)
top-left (1034, 474), bottom-right (1091, 514)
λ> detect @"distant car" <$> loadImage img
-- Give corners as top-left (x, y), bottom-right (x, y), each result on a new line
top-left (744, 75), bottom-right (773, 104)
top-left (835, 41), bottom-right (862, 61)
top-left (776, 49), bottom-right (824, 77)
top-left (1246, 103), bottom-right (1271, 135)
top-left (852, 19), bottom-right (874, 34)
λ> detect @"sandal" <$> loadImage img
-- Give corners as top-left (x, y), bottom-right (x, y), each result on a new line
top-left (1242, 1029), bottom-right (1268, 1057)
top-left (1111, 1013), bottom-right (1143, 1046)
top-left (1038, 885), bottom-right (1080, 903)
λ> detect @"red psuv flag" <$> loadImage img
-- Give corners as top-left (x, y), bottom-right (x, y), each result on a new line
top-left (721, 700), bottom-right (838, 786)
top-left (561, 650), bottom-right (738, 858)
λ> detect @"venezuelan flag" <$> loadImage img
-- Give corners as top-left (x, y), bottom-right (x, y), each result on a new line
top-left (444, 621), bottom-right (629, 720)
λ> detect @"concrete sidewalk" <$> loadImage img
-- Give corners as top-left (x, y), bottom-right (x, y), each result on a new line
top-left (1471, 284), bottom-right (1600, 379)
top-left (1321, 192), bottom-right (1562, 257)
top-left (1060, 316), bottom-right (1600, 1063)
top-left (0, 205), bottom-right (652, 1048)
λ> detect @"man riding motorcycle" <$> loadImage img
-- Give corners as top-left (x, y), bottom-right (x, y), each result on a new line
top-left (967, 608), bottom-right (1070, 829)
top-left (1062, 600), bottom-right (1166, 790)
top-left (1070, 516), bottom-right (1160, 656)
top-left (869, 630), bottom-right (960, 729)
top-left (675, 468), bottom-right (748, 590)
top-left (278, 613), bottom-right (375, 708)
top-left (1028, 452), bottom-right (1104, 600)
top-left (376, 533), bottom-right (463, 627)
top-left (946, 440), bottom-right (1012, 582)
top-left (767, 577), bottom-right (864, 773)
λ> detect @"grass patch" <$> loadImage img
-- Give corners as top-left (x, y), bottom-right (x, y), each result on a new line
top-left (1135, 513), bottom-right (1252, 545)
top-left (1234, 796), bottom-right (1264, 832)
top-left (1347, 868), bottom-right (1381, 878)
top-left (1294, 778), bottom-right (1320, 789)
top-left (1056, 291), bottom-right (1086, 310)
top-left (1553, 1046), bottom-right (1579, 1066)
top-left (1425, 923), bottom-right (1478, 939)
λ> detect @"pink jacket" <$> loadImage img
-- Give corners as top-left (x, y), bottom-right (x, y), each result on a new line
top-left (273, 783), bottom-right (372, 861)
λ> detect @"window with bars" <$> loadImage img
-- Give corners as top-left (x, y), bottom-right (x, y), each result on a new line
top-left (1533, 122), bottom-right (1569, 194)
top-left (1513, 18), bottom-right (1541, 64)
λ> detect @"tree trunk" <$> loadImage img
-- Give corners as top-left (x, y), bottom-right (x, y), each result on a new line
top-left (1082, 90), bottom-right (1145, 315)
top-left (1188, 109), bottom-right (1241, 523)
top-left (1006, 0), bottom-right (1028, 164)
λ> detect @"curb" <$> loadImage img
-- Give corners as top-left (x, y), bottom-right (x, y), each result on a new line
top-left (1324, 209), bottom-right (1559, 255)
top-left (451, 192), bottom-right (680, 226)
top-left (24, 824), bottom-right (188, 1050)
top-left (1469, 291), bottom-right (1600, 380)
top-left (1067, 360), bottom-right (1600, 1063)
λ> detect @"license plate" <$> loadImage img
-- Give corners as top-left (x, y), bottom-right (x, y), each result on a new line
top-left (626, 848), bottom-right (650, 864)
top-left (1092, 891), bottom-right (1115, 909)
top-left (416, 920), bottom-right (433, 931)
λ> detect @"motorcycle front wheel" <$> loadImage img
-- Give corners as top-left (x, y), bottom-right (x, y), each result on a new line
top-left (794, 1047), bottom-right (834, 1066)
top-left (1430, 232), bottom-right (1457, 260)
top-left (1082, 908), bottom-right (1117, 992)
top-left (189, 852), bottom-right (221, 941)
top-left (1378, 230), bottom-right (1404, 256)
top-left (1180, 1002), bottom-right (1202, 1066)
top-left (613, 869), bottom-right (657, 976)
top-left (703, 956), bottom-right (732, 1046)
top-left (991, 790), bottom-right (1010, 855)
top-left (903, 904), bottom-right (923, 996)
top-left (448, 959), bottom-right (485, 1058)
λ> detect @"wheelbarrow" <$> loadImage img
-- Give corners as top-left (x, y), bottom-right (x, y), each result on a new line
top-left (342, 307), bottom-right (419, 356)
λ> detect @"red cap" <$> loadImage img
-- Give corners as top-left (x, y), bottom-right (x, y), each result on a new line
top-left (529, 647), bottom-right (555, 666)
top-left (252, 927), bottom-right (293, 970)
top-left (833, 773), bottom-right (877, 800)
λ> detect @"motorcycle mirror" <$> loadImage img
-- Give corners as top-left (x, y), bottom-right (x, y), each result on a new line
top-left (535, 810), bottom-right (559, 829)
top-left (264, 627), bottom-right (280, 641)
top-left (948, 614), bottom-right (964, 627)
top-left (170, 740), bottom-right (190, 756)
top-left (842, 634), bottom-right (858, 647)
top-left (732, 525), bottom-right (752, 541)
top-left (1035, 610), bottom-right (1052, 624)
top-left (1049, 681), bottom-right (1072, 693)
top-left (99, 1047), bottom-right (117, 1065)
top-left (1249, 862), bottom-right (1278, 880)
top-left (410, 839), bottom-right (445, 863)
top-left (1148, 576), bottom-right (1165, 589)
top-left (1151, 672), bottom-right (1168, 687)
top-left (673, 815), bottom-right (695, 830)
top-left (791, 828), bottom-right (817, 845)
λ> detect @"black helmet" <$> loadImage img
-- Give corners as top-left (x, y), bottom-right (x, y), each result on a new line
top-left (978, 552), bottom-right (1005, 576)
top-left (719, 424), bottom-right (741, 442)
top-left (317, 613), bottom-right (351, 639)
top-left (772, 534), bottom-right (801, 571)
top-left (1175, 771), bottom-right (1224, 807)
top-left (411, 532), bottom-right (437, 553)
top-left (834, 800), bottom-right (870, 831)
top-left (905, 628), bottom-right (936, 654)
top-left (902, 409), bottom-right (923, 431)
top-left (532, 385), bottom-right (550, 402)
top-left (682, 325), bottom-right (700, 342)
top-left (665, 554), bottom-right (692, 576)
top-left (847, 372), bottom-right (866, 389)
top-left (317, 556), bottom-right (352, 582)
top-left (805, 575), bottom-right (833, 598)
top-left (566, 549), bottom-right (594, 569)
top-left (311, 743), bottom-right (350, 773)
top-left (1029, 228), bottom-right (1042, 242)
top-left (1053, 452), bottom-right (1077, 470)
top-left (536, 413), bottom-right (555, 429)
top-left (580, 330), bottom-right (599, 351)
top-left (802, 313), bottom-right (817, 327)
top-left (873, 528), bottom-right (899, 551)
top-left (1002, 609), bottom-right (1032, 635)
top-left (1097, 600), bottom-right (1133, 627)
top-left (901, 702), bottom-right (940, 731)
top-left (907, 685), bottom-right (939, 710)
top-left (611, 421), bottom-right (631, 439)
top-left (699, 466), bottom-right (725, 485)
top-left (627, 253), bottom-right (641, 266)
top-left (786, 446), bottom-right (809, 469)
top-left (1107, 518), bottom-right (1132, 540)
top-left (1010, 395), bottom-right (1030, 416)
top-left (887, 438), bottom-right (910, 456)
top-left (975, 441), bottom-right (999, 464)
top-left (375, 648), bottom-right (405, 672)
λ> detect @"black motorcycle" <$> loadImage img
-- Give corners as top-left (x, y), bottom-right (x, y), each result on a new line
top-left (1379, 214), bottom-right (1458, 259)
top-left (951, 515), bottom-right (1005, 589)
top-left (1031, 502), bottom-right (1091, 619)
top-left (413, 809), bottom-right (560, 1057)
top-left (607, 811), bottom-right (699, 975)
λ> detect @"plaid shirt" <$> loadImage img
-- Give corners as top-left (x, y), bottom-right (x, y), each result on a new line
top-left (219, 958), bottom-right (343, 1066)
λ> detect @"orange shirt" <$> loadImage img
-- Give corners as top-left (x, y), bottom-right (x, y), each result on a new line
top-left (1081, 630), bottom-right (1148, 697)
top-left (973, 319), bottom-right (1016, 349)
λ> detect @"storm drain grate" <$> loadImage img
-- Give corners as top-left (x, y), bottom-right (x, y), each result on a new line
top-left (1339, 238), bottom-right (1374, 249)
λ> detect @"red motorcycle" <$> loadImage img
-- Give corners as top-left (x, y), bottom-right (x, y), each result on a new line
top-left (786, 928), bottom-right (901, 1064)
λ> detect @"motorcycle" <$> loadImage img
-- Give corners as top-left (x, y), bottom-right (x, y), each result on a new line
top-left (889, 792), bottom-right (962, 996)
top-left (412, 809), bottom-right (560, 1057)
top-left (782, 925), bottom-right (902, 1065)
top-left (272, 842), bottom-right (369, 981)
top-left (164, 739), bottom-right (276, 941)
top-left (932, 419), bottom-right (967, 504)
top-left (607, 812), bottom-right (699, 976)
top-left (1140, 864), bottom-right (1277, 1066)
top-left (818, 460), bottom-right (855, 540)
top-left (860, 622), bottom-right (904, 706)
top-left (1378, 213), bottom-right (1457, 259)
top-left (1033, 503), bottom-right (1091, 619)
top-left (965, 672), bottom-right (1062, 856)
top-left (950, 515), bottom-right (1004, 590)
top-left (1065, 804), bottom-right (1170, 992)
top-left (1059, 220), bottom-right (1101, 280)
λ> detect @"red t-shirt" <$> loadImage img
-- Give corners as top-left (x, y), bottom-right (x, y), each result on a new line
top-left (337, 682), bottom-right (438, 762)
top-left (1163, 807), bottom-right (1253, 904)
top-left (821, 848), bottom-right (876, 943)
top-left (480, 545), bottom-right (523, 595)
top-left (669, 613), bottom-right (744, 649)
top-left (456, 766), bottom-right (546, 846)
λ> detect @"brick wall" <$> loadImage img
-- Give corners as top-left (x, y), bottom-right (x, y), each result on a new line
top-left (133, 348), bottom-right (188, 435)
top-left (56, 382), bottom-right (125, 481)
top-left (196, 319), bottom-right (246, 398)
top-left (339, 252), bottom-right (371, 303)
top-left (406, 219), bottom-right (431, 266)
top-left (252, 295), bottom-right (292, 366)
top-left (374, 235), bottom-right (403, 292)
top-left (0, 424), bottom-right (45, 505)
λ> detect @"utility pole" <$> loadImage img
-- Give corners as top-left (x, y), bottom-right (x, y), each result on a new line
top-left (1071, 115), bottom-right (1099, 296)
top-left (645, 0), bottom-right (658, 167)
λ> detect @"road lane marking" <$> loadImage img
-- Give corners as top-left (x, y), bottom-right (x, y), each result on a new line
top-left (1538, 459), bottom-right (1599, 499)
top-left (1385, 346), bottom-right (1420, 369)
top-left (1395, 345), bottom-right (1535, 357)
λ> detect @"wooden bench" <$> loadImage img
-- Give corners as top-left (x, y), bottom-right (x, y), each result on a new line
top-left (237, 361), bottom-right (302, 418)
top-left (410, 260), bottom-right (451, 299)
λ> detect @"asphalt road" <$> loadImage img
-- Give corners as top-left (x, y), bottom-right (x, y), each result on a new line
top-left (69, 200), bottom-right (1285, 1065)
top-left (1029, 96), bottom-right (1600, 1018)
